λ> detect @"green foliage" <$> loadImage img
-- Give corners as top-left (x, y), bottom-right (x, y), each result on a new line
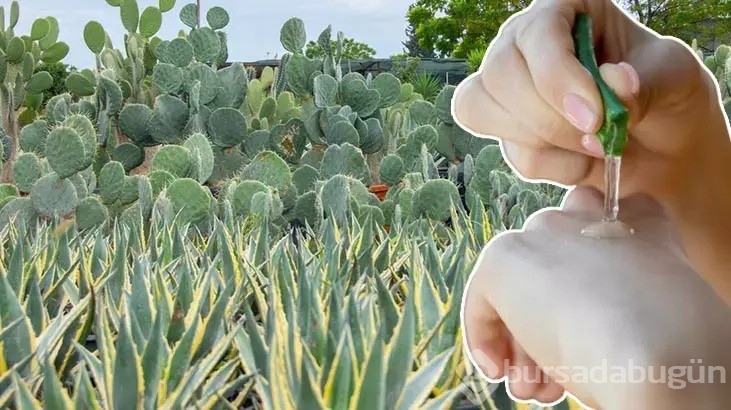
top-left (34, 62), bottom-right (74, 104)
top-left (409, 71), bottom-right (442, 102)
top-left (305, 36), bottom-right (377, 60)
top-left (389, 55), bottom-right (421, 83)
top-left (406, 0), bottom-right (531, 58)
top-left (0, 5), bottom-right (579, 408)
top-left (466, 48), bottom-right (485, 74)
top-left (617, 0), bottom-right (731, 48)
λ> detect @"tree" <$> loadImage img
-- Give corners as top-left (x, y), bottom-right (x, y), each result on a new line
top-left (406, 0), bottom-right (531, 58)
top-left (34, 61), bottom-right (75, 106)
top-left (305, 37), bottom-right (376, 60)
top-left (615, 0), bottom-right (731, 50)
top-left (402, 5), bottom-right (436, 58)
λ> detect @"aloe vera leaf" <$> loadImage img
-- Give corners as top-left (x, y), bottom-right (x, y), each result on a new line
top-left (572, 13), bottom-right (629, 157)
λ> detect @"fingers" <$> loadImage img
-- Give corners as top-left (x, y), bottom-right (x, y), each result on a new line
top-left (502, 140), bottom-right (603, 187)
top-left (464, 236), bottom-right (568, 406)
top-left (515, 11), bottom-right (603, 139)
top-left (453, 3), bottom-right (647, 190)
top-left (462, 255), bottom-right (512, 380)
top-left (561, 186), bottom-right (605, 214)
top-left (452, 73), bottom-right (536, 145)
top-left (507, 343), bottom-right (566, 404)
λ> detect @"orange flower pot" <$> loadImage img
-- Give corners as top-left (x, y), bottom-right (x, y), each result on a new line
top-left (369, 184), bottom-right (389, 201)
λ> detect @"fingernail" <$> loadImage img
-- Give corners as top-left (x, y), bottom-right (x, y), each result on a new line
top-left (581, 134), bottom-right (604, 157)
top-left (563, 93), bottom-right (598, 133)
top-left (618, 62), bottom-right (640, 95)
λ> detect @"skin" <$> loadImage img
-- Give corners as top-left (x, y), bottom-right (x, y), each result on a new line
top-left (452, 0), bottom-right (731, 306)
top-left (462, 187), bottom-right (731, 409)
top-left (454, 0), bottom-right (731, 407)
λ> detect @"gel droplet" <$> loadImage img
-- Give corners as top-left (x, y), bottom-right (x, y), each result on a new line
top-left (580, 155), bottom-right (635, 239)
top-left (581, 219), bottom-right (635, 239)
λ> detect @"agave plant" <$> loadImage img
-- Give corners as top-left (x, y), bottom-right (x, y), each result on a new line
top-left (409, 72), bottom-right (443, 103)
top-left (0, 178), bottom-right (584, 410)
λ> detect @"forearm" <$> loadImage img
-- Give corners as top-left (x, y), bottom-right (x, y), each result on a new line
top-left (665, 105), bottom-right (731, 307)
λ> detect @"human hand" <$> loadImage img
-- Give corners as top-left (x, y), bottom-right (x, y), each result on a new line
top-left (452, 0), bottom-right (728, 202)
top-left (461, 187), bottom-right (731, 409)
top-left (453, 0), bottom-right (731, 309)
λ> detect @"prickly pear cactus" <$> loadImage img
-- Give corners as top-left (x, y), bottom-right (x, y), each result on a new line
top-left (164, 177), bottom-right (213, 225)
top-left (0, 2), bottom-right (70, 183)
top-left (694, 41), bottom-right (731, 117)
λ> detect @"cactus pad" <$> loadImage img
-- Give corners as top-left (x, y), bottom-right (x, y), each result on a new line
top-left (207, 107), bottom-right (247, 148)
top-left (165, 178), bottom-right (212, 224)
top-left (75, 196), bottom-right (109, 230)
top-left (30, 172), bottom-right (78, 219)
top-left (45, 127), bottom-right (86, 178)
top-left (240, 151), bottom-right (291, 192)
top-left (151, 145), bottom-right (193, 178)
top-left (98, 161), bottom-right (126, 204)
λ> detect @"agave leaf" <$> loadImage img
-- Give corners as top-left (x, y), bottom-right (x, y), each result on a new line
top-left (162, 324), bottom-right (240, 409)
top-left (130, 261), bottom-right (153, 337)
top-left (73, 366), bottom-right (102, 409)
top-left (269, 336), bottom-right (295, 409)
top-left (106, 232), bottom-right (128, 309)
top-left (164, 313), bottom-right (200, 396)
top-left (419, 386), bottom-right (464, 410)
top-left (125, 296), bottom-right (149, 356)
top-left (350, 332), bottom-right (386, 409)
top-left (238, 298), bottom-right (268, 377)
top-left (415, 254), bottom-right (446, 358)
top-left (385, 285), bottom-right (416, 404)
top-left (0, 267), bottom-right (36, 377)
top-left (297, 345), bottom-right (326, 408)
top-left (217, 227), bottom-right (242, 287)
top-left (152, 269), bottom-right (173, 336)
top-left (322, 328), bottom-right (356, 409)
top-left (43, 358), bottom-right (73, 408)
top-left (199, 359), bottom-right (239, 399)
top-left (192, 284), bottom-right (231, 362)
top-left (12, 373), bottom-right (41, 409)
top-left (394, 347), bottom-right (455, 410)
top-left (141, 307), bottom-right (169, 410)
top-left (374, 273), bottom-right (399, 342)
top-left (0, 353), bottom-right (33, 396)
top-left (346, 296), bottom-right (365, 364)
top-left (0, 387), bottom-right (13, 408)
top-left (319, 283), bottom-right (345, 387)
top-left (93, 301), bottom-right (115, 405)
top-left (197, 372), bottom-right (256, 408)
top-left (113, 312), bottom-right (143, 410)
top-left (24, 274), bottom-right (46, 336)
top-left (6, 233), bottom-right (24, 296)
top-left (90, 234), bottom-right (108, 280)
top-left (50, 291), bottom-right (94, 378)
top-left (0, 316), bottom-right (26, 342)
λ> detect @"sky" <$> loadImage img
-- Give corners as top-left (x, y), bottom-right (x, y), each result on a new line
top-left (13, 0), bottom-right (417, 69)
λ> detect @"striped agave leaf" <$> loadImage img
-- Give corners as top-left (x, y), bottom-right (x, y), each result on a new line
top-left (0, 192), bottom-right (584, 410)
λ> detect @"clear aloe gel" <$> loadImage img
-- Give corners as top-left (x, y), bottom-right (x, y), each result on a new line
top-left (572, 13), bottom-right (635, 239)
top-left (580, 156), bottom-right (635, 238)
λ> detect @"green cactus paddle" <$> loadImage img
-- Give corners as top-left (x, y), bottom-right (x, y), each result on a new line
top-left (572, 13), bottom-right (629, 157)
